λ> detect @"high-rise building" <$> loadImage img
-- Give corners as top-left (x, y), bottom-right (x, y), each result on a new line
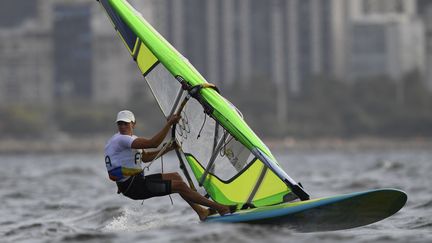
top-left (92, 0), bottom-right (157, 104)
top-left (53, 3), bottom-right (93, 100)
top-left (350, 0), bottom-right (416, 17)
top-left (349, 16), bottom-right (424, 81)
top-left (417, 0), bottom-right (432, 91)
top-left (2, 0), bottom-right (425, 106)
top-left (348, 0), bottom-right (425, 81)
top-left (279, 0), bottom-right (349, 93)
top-left (153, 0), bottom-right (349, 96)
top-left (0, 0), bottom-right (53, 104)
top-left (0, 0), bottom-right (158, 105)
top-left (145, 0), bottom-right (351, 125)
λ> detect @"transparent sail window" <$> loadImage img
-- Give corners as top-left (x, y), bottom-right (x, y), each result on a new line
top-left (144, 63), bottom-right (182, 117)
top-left (177, 98), bottom-right (255, 181)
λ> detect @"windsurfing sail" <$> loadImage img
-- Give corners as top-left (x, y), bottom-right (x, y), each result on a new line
top-left (97, 0), bottom-right (309, 208)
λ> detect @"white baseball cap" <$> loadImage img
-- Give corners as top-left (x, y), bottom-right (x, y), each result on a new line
top-left (116, 110), bottom-right (136, 123)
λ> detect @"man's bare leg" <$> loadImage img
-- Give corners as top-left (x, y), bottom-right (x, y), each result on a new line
top-left (162, 173), bottom-right (232, 220)
top-left (179, 195), bottom-right (211, 221)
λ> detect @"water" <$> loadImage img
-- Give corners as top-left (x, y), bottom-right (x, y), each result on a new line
top-left (1, 148), bottom-right (431, 242)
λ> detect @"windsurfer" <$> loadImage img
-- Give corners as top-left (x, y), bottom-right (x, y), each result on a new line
top-left (104, 110), bottom-right (234, 220)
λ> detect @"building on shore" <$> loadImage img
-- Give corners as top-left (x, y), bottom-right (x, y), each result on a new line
top-left (151, 0), bottom-right (351, 125)
top-left (153, 0), bottom-right (349, 97)
top-left (53, 3), bottom-right (93, 101)
top-left (348, 15), bottom-right (425, 81)
top-left (348, 0), bottom-right (425, 83)
top-left (0, 0), bottom-right (53, 104)
top-left (92, 0), bottom-right (157, 105)
top-left (0, 0), bottom-right (157, 106)
top-left (0, 0), bottom-right (428, 107)
top-left (417, 0), bottom-right (432, 91)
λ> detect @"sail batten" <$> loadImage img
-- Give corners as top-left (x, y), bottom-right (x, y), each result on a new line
top-left (98, 0), bottom-right (309, 206)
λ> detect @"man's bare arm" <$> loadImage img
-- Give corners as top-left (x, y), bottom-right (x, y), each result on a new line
top-left (141, 143), bottom-right (177, 162)
top-left (141, 150), bottom-right (162, 162)
top-left (131, 115), bottom-right (180, 149)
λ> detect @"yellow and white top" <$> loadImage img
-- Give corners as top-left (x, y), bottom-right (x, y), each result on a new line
top-left (104, 133), bottom-right (142, 181)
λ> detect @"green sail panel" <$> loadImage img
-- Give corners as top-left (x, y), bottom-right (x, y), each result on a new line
top-left (98, 0), bottom-right (301, 206)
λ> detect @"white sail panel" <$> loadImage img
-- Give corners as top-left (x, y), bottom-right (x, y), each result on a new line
top-left (144, 64), bottom-right (182, 116)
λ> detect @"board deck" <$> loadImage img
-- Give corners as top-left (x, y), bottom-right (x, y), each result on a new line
top-left (205, 188), bottom-right (407, 232)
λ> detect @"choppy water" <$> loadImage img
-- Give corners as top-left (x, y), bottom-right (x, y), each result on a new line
top-left (1, 148), bottom-right (431, 243)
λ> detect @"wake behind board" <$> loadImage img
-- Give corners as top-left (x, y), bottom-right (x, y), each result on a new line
top-left (205, 188), bottom-right (407, 232)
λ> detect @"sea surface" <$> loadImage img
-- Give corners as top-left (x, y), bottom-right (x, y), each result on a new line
top-left (1, 147), bottom-right (431, 243)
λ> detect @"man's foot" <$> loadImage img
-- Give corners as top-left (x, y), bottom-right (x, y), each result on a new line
top-left (208, 208), bottom-right (217, 216)
top-left (216, 205), bottom-right (237, 216)
top-left (199, 205), bottom-right (237, 220)
top-left (199, 208), bottom-right (216, 221)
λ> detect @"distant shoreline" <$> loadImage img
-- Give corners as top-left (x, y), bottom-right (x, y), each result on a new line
top-left (0, 136), bottom-right (107, 155)
top-left (1, 135), bottom-right (431, 155)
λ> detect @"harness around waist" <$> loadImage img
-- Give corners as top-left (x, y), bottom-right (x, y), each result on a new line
top-left (108, 167), bottom-right (143, 181)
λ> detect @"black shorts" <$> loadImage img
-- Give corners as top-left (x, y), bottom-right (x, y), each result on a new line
top-left (116, 173), bottom-right (172, 200)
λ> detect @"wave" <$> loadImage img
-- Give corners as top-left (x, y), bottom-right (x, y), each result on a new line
top-left (405, 216), bottom-right (432, 230)
top-left (3, 221), bottom-right (75, 241)
top-left (367, 160), bottom-right (405, 172)
top-left (102, 206), bottom-right (178, 233)
top-left (70, 206), bottom-right (123, 228)
top-left (60, 232), bottom-right (117, 242)
top-left (413, 199), bottom-right (432, 209)
top-left (45, 166), bottom-right (99, 178)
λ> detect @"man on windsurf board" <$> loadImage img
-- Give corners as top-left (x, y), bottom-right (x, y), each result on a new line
top-left (104, 110), bottom-right (235, 220)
